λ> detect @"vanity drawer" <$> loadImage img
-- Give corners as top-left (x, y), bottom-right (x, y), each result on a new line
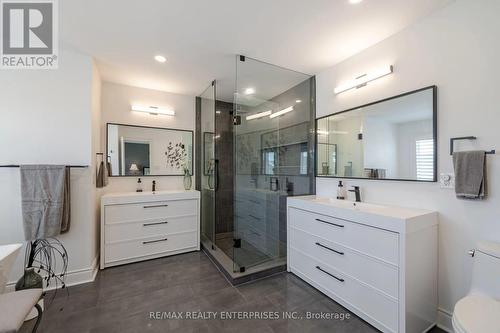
top-left (289, 208), bottom-right (399, 265)
top-left (104, 231), bottom-right (198, 264)
top-left (289, 227), bottom-right (398, 298)
top-left (104, 215), bottom-right (198, 243)
top-left (290, 248), bottom-right (398, 333)
top-left (105, 199), bottom-right (197, 224)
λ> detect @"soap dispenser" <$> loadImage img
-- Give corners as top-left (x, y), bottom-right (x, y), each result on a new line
top-left (336, 181), bottom-right (345, 200)
top-left (136, 178), bottom-right (143, 192)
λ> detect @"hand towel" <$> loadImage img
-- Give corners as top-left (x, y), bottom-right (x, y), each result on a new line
top-left (96, 161), bottom-right (105, 188)
top-left (453, 151), bottom-right (487, 199)
top-left (20, 165), bottom-right (71, 240)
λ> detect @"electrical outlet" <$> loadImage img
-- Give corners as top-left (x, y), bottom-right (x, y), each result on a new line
top-left (440, 173), bottom-right (455, 189)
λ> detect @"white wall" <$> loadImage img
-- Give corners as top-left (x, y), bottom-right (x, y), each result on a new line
top-left (0, 46), bottom-right (101, 288)
top-left (315, 0), bottom-right (500, 330)
top-left (100, 82), bottom-right (195, 193)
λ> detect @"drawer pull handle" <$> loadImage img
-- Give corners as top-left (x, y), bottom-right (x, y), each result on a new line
top-left (143, 204), bottom-right (169, 209)
top-left (316, 266), bottom-right (345, 282)
top-left (142, 238), bottom-right (168, 245)
top-left (315, 242), bottom-right (344, 256)
top-left (315, 218), bottom-right (344, 228)
top-left (143, 221), bottom-right (168, 227)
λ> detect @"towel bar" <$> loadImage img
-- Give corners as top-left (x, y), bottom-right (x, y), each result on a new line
top-left (0, 165), bottom-right (88, 168)
top-left (450, 136), bottom-right (495, 155)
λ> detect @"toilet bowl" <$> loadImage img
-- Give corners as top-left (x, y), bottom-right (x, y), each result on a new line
top-left (452, 241), bottom-right (500, 333)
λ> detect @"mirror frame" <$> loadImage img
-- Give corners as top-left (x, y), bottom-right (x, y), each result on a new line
top-left (315, 85), bottom-right (437, 182)
top-left (106, 122), bottom-right (194, 177)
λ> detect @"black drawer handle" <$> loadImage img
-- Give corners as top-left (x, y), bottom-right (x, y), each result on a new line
top-left (315, 218), bottom-right (344, 228)
top-left (143, 204), bottom-right (169, 209)
top-left (315, 242), bottom-right (344, 256)
top-left (143, 221), bottom-right (168, 227)
top-left (316, 266), bottom-right (345, 282)
top-left (142, 238), bottom-right (168, 245)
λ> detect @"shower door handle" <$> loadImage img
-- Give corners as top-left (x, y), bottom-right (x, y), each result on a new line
top-left (214, 159), bottom-right (219, 192)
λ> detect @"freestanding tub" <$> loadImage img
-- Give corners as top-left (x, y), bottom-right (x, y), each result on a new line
top-left (0, 243), bottom-right (22, 293)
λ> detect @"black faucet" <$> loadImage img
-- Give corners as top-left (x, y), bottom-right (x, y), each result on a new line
top-left (348, 186), bottom-right (361, 202)
top-left (152, 180), bottom-right (156, 192)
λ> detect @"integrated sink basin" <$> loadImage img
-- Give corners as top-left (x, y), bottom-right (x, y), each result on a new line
top-left (288, 195), bottom-right (436, 233)
top-left (0, 243), bottom-right (22, 293)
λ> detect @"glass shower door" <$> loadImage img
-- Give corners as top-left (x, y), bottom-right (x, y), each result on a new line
top-left (232, 56), bottom-right (313, 272)
top-left (199, 82), bottom-right (216, 249)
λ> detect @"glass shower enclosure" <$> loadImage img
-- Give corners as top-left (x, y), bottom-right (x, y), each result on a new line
top-left (196, 56), bottom-right (315, 283)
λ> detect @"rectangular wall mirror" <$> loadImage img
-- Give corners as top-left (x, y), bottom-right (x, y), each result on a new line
top-left (107, 123), bottom-right (193, 177)
top-left (316, 86), bottom-right (437, 182)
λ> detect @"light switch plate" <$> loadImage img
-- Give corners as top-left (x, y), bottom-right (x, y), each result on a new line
top-left (440, 173), bottom-right (455, 189)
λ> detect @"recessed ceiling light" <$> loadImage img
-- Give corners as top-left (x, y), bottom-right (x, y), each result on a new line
top-left (349, 0), bottom-right (363, 4)
top-left (154, 55), bottom-right (167, 63)
top-left (295, 99), bottom-right (302, 103)
top-left (244, 87), bottom-right (255, 95)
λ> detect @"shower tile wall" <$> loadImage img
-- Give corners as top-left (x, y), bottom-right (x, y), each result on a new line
top-left (215, 100), bottom-right (234, 235)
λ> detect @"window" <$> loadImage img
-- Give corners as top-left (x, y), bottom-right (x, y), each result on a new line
top-left (263, 150), bottom-right (276, 175)
top-left (416, 139), bottom-right (434, 181)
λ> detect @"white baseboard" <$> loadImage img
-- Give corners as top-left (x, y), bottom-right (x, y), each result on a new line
top-left (437, 307), bottom-right (454, 333)
top-left (5, 254), bottom-right (99, 293)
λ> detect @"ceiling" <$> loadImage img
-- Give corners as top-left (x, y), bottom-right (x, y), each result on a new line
top-left (60, 0), bottom-right (453, 98)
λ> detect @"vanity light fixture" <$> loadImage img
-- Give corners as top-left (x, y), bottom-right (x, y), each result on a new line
top-left (334, 65), bottom-right (393, 94)
top-left (131, 105), bottom-right (175, 116)
top-left (349, 0), bottom-right (363, 4)
top-left (295, 99), bottom-right (302, 103)
top-left (246, 110), bottom-right (272, 120)
top-left (244, 87), bottom-right (256, 95)
top-left (318, 130), bottom-right (348, 135)
top-left (154, 55), bottom-right (167, 63)
top-left (269, 106), bottom-right (294, 119)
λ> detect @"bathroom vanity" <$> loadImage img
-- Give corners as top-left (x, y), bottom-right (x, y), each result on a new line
top-left (100, 190), bottom-right (200, 269)
top-left (287, 196), bottom-right (438, 333)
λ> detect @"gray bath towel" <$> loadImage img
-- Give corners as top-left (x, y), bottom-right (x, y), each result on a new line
top-left (20, 165), bottom-right (71, 240)
top-left (453, 151), bottom-right (487, 199)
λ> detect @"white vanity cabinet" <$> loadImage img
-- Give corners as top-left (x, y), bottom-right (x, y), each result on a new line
top-left (100, 190), bottom-right (200, 269)
top-left (287, 196), bottom-right (438, 333)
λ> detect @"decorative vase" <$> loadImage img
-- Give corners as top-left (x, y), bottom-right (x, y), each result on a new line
top-left (183, 171), bottom-right (192, 190)
top-left (15, 267), bottom-right (43, 291)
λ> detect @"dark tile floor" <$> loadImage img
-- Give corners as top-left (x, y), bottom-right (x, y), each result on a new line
top-left (21, 251), bottom-right (446, 333)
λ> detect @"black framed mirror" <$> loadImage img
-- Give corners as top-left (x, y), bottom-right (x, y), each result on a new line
top-left (316, 86), bottom-right (437, 182)
top-left (106, 123), bottom-right (193, 177)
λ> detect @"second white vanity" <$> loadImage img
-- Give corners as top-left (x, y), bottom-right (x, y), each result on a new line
top-left (100, 190), bottom-right (200, 269)
top-left (287, 196), bottom-right (438, 333)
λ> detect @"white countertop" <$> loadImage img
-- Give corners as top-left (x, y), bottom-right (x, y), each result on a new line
top-left (287, 195), bottom-right (438, 233)
top-left (102, 190), bottom-right (200, 205)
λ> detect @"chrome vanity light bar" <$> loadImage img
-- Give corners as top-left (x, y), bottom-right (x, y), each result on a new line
top-left (269, 106), bottom-right (294, 119)
top-left (334, 65), bottom-right (393, 94)
top-left (246, 110), bottom-right (272, 120)
top-left (131, 105), bottom-right (175, 116)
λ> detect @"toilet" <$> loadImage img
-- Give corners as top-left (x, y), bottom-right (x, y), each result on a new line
top-left (452, 241), bottom-right (500, 333)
